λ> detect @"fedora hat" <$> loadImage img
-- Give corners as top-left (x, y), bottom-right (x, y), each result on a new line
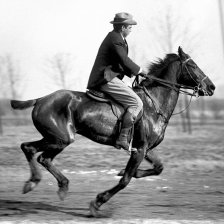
top-left (110, 12), bottom-right (137, 25)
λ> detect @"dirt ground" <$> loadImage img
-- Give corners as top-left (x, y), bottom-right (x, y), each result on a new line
top-left (0, 123), bottom-right (224, 223)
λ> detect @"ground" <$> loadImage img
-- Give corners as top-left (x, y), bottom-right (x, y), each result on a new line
top-left (0, 121), bottom-right (224, 223)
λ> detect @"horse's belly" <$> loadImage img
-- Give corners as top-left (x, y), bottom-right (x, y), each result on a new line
top-left (76, 109), bottom-right (119, 145)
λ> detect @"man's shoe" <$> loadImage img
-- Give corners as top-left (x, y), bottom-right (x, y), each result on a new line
top-left (115, 128), bottom-right (130, 151)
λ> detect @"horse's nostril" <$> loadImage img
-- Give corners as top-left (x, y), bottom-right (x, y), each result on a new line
top-left (210, 85), bottom-right (216, 90)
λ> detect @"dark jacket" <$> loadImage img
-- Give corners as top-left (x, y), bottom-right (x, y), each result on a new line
top-left (87, 30), bottom-right (140, 89)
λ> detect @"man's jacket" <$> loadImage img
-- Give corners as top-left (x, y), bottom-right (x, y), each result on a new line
top-left (87, 30), bottom-right (140, 89)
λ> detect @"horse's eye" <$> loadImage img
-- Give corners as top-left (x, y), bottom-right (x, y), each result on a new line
top-left (189, 64), bottom-right (197, 69)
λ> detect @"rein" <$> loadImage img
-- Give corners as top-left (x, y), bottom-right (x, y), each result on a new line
top-left (143, 75), bottom-right (197, 97)
top-left (141, 85), bottom-right (193, 118)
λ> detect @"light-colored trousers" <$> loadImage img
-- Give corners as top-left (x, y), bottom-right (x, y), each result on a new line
top-left (99, 77), bottom-right (143, 118)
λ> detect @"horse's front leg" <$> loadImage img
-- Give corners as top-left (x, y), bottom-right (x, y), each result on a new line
top-left (89, 147), bottom-right (145, 217)
top-left (118, 149), bottom-right (163, 178)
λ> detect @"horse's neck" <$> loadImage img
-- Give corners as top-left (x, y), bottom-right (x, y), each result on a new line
top-left (150, 85), bottom-right (179, 119)
top-left (145, 62), bottom-right (180, 120)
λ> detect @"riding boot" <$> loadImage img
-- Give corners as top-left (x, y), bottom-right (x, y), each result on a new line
top-left (115, 111), bottom-right (135, 151)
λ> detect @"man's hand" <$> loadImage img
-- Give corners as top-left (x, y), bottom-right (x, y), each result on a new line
top-left (139, 71), bottom-right (147, 78)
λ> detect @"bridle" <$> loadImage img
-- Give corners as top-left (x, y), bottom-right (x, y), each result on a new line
top-left (135, 57), bottom-right (209, 117)
top-left (180, 57), bottom-right (209, 97)
top-left (140, 57), bottom-right (208, 97)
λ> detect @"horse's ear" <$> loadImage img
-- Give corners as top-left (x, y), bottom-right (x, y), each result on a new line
top-left (178, 46), bottom-right (187, 60)
top-left (178, 46), bottom-right (183, 57)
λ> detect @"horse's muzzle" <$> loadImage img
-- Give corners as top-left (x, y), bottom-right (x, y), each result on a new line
top-left (198, 84), bottom-right (215, 96)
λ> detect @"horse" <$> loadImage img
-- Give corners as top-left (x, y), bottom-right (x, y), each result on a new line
top-left (10, 47), bottom-right (215, 216)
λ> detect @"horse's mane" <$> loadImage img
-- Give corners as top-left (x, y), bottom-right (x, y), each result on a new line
top-left (138, 53), bottom-right (180, 88)
top-left (148, 53), bottom-right (179, 77)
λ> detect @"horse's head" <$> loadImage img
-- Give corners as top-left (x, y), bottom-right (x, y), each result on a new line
top-left (178, 47), bottom-right (215, 96)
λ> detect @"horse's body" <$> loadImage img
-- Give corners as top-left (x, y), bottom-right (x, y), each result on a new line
top-left (30, 86), bottom-right (170, 149)
top-left (11, 47), bottom-right (215, 216)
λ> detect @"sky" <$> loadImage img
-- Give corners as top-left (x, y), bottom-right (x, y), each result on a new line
top-left (0, 0), bottom-right (223, 99)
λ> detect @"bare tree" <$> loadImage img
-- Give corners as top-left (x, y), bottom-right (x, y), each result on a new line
top-left (0, 57), bottom-right (4, 134)
top-left (198, 97), bottom-right (206, 125)
top-left (6, 54), bottom-right (18, 99)
top-left (209, 99), bottom-right (223, 119)
top-left (46, 53), bottom-right (75, 89)
top-left (150, 5), bottom-right (201, 54)
top-left (0, 56), bottom-right (7, 98)
top-left (0, 54), bottom-right (22, 99)
top-left (218, 0), bottom-right (224, 57)
top-left (0, 54), bottom-right (23, 133)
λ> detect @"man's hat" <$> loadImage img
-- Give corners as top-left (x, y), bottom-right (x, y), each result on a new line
top-left (110, 12), bottom-right (137, 25)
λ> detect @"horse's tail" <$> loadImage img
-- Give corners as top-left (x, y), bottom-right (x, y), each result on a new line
top-left (11, 99), bottom-right (38, 110)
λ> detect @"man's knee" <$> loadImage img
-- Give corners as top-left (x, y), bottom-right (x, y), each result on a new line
top-left (135, 97), bottom-right (143, 115)
top-left (138, 98), bottom-right (143, 110)
top-left (127, 99), bottom-right (143, 120)
top-left (134, 98), bottom-right (143, 120)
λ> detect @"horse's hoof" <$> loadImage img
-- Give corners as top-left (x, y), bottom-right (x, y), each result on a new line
top-left (57, 188), bottom-right (68, 201)
top-left (117, 169), bottom-right (125, 176)
top-left (89, 200), bottom-right (100, 217)
top-left (23, 181), bottom-right (37, 194)
top-left (57, 180), bottom-right (69, 200)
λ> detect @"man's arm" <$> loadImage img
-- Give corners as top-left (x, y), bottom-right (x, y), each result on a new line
top-left (112, 40), bottom-right (140, 77)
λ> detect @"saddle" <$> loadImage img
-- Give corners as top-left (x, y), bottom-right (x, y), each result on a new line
top-left (86, 89), bottom-right (125, 120)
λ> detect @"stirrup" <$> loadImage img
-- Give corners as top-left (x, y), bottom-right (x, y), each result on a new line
top-left (114, 136), bottom-right (133, 152)
top-left (114, 139), bottom-right (129, 151)
top-left (114, 138), bottom-right (136, 153)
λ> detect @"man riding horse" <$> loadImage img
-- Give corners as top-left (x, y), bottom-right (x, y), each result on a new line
top-left (87, 12), bottom-right (147, 151)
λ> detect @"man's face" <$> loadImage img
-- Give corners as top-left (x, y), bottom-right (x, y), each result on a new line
top-left (121, 25), bottom-right (132, 38)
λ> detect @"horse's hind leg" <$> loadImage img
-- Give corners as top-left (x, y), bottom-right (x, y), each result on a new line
top-left (21, 140), bottom-right (44, 193)
top-left (37, 139), bottom-right (70, 200)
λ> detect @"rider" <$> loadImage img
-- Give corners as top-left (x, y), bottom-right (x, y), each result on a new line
top-left (87, 12), bottom-right (147, 151)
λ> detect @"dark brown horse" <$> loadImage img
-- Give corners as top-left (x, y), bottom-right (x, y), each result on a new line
top-left (11, 47), bottom-right (215, 216)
